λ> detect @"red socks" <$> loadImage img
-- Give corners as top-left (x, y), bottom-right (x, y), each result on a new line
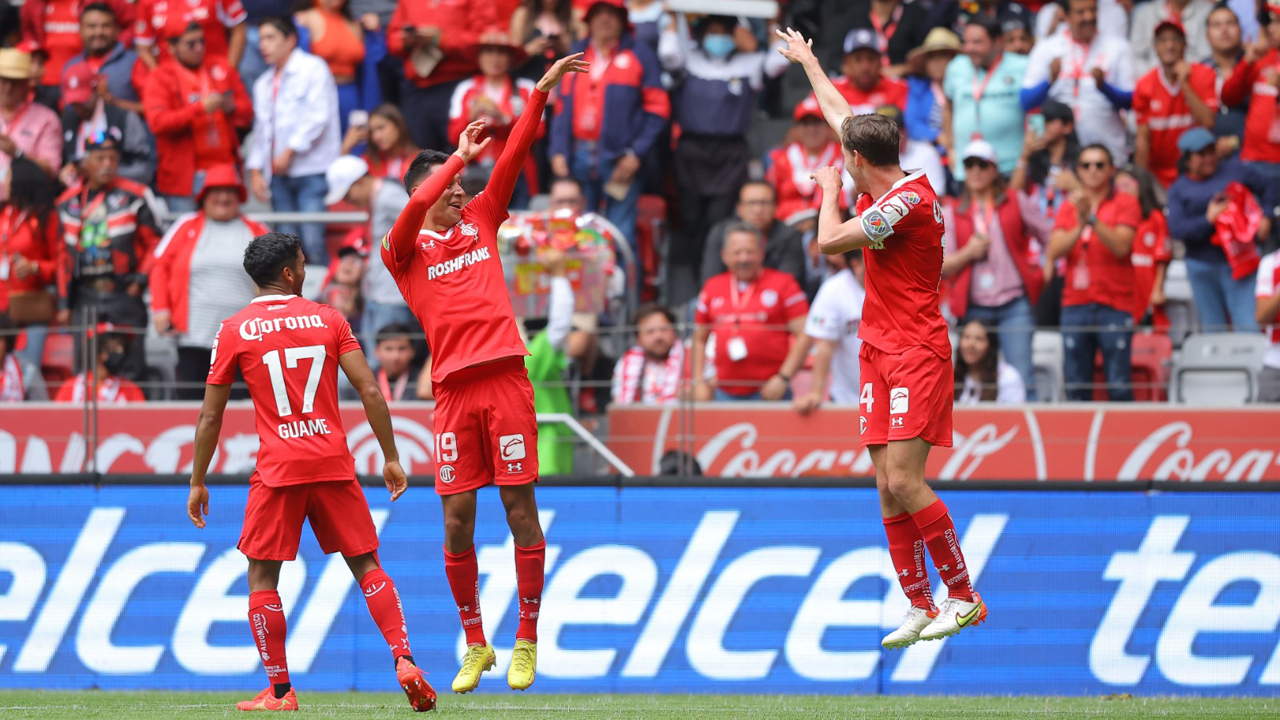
top-left (911, 500), bottom-right (976, 602)
top-left (444, 546), bottom-right (487, 646)
top-left (359, 569), bottom-right (412, 660)
top-left (248, 590), bottom-right (290, 686)
top-left (514, 541), bottom-right (546, 642)
top-left (883, 512), bottom-right (935, 610)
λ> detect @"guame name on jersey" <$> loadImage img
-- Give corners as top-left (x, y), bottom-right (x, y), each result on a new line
top-left (238, 314), bottom-right (329, 342)
top-left (425, 245), bottom-right (493, 281)
top-left (278, 417), bottom-right (333, 440)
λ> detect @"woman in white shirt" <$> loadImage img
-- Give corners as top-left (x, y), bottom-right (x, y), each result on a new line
top-left (954, 319), bottom-right (1027, 404)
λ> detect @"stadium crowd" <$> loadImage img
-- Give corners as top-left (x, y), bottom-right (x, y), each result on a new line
top-left (1, 0), bottom-right (1280, 414)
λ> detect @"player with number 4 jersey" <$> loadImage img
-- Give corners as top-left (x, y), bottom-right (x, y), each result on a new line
top-left (186, 232), bottom-right (435, 713)
top-left (382, 53), bottom-right (589, 695)
top-left (778, 27), bottom-right (987, 651)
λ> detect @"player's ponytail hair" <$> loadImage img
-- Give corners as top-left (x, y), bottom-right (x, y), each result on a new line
top-left (840, 114), bottom-right (900, 168)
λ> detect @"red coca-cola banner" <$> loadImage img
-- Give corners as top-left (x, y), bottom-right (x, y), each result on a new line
top-left (0, 404), bottom-right (438, 476)
top-left (606, 405), bottom-right (1280, 482)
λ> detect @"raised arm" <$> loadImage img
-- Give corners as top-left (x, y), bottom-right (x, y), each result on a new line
top-left (776, 27), bottom-right (850, 138)
top-left (813, 168), bottom-right (875, 254)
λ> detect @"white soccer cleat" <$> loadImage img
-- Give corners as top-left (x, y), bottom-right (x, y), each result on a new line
top-left (920, 593), bottom-right (987, 641)
top-left (881, 606), bottom-right (938, 649)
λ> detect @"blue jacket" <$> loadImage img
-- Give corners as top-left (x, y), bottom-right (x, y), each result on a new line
top-left (549, 35), bottom-right (670, 167)
top-left (63, 43), bottom-right (143, 104)
top-left (1167, 156), bottom-right (1277, 261)
top-left (905, 76), bottom-right (940, 145)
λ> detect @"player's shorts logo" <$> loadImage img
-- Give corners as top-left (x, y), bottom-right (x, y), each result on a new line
top-left (507, 462), bottom-right (523, 473)
top-left (859, 416), bottom-right (867, 435)
top-left (760, 289), bottom-right (778, 308)
top-left (500, 434), bottom-right (527, 461)
top-left (438, 464), bottom-right (456, 484)
top-left (890, 386), bottom-right (910, 415)
top-left (891, 416), bottom-right (905, 428)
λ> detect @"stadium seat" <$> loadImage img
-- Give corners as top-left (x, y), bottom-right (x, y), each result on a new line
top-left (1171, 332), bottom-right (1268, 404)
top-left (1032, 330), bottom-right (1065, 402)
top-left (1163, 259), bottom-right (1197, 348)
top-left (635, 195), bottom-right (666, 303)
top-left (1088, 331), bottom-right (1172, 401)
top-left (41, 332), bottom-right (75, 392)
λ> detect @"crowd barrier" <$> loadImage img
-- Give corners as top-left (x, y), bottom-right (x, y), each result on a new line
top-left (0, 483), bottom-right (1276, 695)
top-left (6, 403), bottom-right (1280, 483)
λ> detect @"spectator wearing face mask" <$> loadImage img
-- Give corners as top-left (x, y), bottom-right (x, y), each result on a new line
top-left (53, 322), bottom-right (146, 403)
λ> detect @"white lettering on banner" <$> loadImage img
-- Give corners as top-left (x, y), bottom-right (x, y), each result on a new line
top-left (687, 547), bottom-right (822, 680)
top-left (14, 508), bottom-right (124, 672)
top-left (173, 549), bottom-right (307, 674)
top-left (466, 511), bottom-right (560, 663)
top-left (347, 416), bottom-right (434, 475)
top-left (785, 548), bottom-right (897, 680)
top-left (623, 511), bottom-right (739, 677)
top-left (539, 546), bottom-right (658, 677)
top-left (1156, 552), bottom-right (1280, 686)
top-left (76, 543), bottom-right (206, 674)
top-left (96, 433), bottom-right (146, 473)
top-left (1090, 516), bottom-right (1196, 685)
top-left (1117, 422), bottom-right (1280, 482)
top-left (696, 423), bottom-right (862, 477)
top-left (0, 543), bottom-right (46, 665)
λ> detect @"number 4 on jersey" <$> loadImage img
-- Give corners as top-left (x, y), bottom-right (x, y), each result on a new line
top-left (262, 345), bottom-right (326, 417)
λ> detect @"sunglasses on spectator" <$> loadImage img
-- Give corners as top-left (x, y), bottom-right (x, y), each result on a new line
top-left (1078, 161), bottom-right (1109, 170)
top-left (963, 158), bottom-right (993, 170)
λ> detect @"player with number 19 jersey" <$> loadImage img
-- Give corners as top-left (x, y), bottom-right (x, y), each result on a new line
top-left (209, 294), bottom-right (361, 489)
top-left (854, 170), bottom-right (954, 448)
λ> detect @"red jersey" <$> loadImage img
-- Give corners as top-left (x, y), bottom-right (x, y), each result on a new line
top-left (1053, 192), bottom-right (1142, 311)
top-left (1221, 50), bottom-right (1280, 164)
top-left (207, 294), bottom-right (361, 487)
top-left (765, 141), bottom-right (847, 224)
top-left (694, 269), bottom-right (809, 397)
top-left (384, 89), bottom-right (550, 384)
top-left (39, 0), bottom-right (82, 87)
top-left (1130, 210), bottom-right (1172, 321)
top-left (135, 0), bottom-right (246, 63)
top-left (854, 170), bottom-right (951, 358)
top-left (1133, 65), bottom-right (1217, 187)
top-left (54, 373), bottom-right (145, 404)
top-left (826, 75), bottom-right (909, 115)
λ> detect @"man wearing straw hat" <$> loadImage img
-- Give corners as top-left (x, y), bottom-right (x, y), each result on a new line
top-left (0, 48), bottom-right (61, 185)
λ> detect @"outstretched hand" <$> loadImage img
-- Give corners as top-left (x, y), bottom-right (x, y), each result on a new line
top-left (537, 52), bottom-right (590, 92)
top-left (775, 27), bottom-right (817, 66)
top-left (452, 119), bottom-right (492, 163)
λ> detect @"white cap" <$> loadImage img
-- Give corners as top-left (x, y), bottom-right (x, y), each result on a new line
top-left (961, 139), bottom-right (998, 165)
top-left (324, 155), bottom-right (371, 206)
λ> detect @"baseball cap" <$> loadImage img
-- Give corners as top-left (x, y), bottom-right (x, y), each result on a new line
top-left (876, 104), bottom-right (905, 128)
top-left (843, 28), bottom-right (880, 55)
top-left (793, 95), bottom-right (824, 122)
top-left (1154, 19), bottom-right (1186, 39)
top-left (324, 155), bottom-right (371, 206)
top-left (83, 128), bottom-right (121, 152)
top-left (1040, 100), bottom-right (1074, 124)
top-left (61, 63), bottom-right (97, 106)
top-left (962, 138), bottom-right (998, 165)
top-left (1177, 126), bottom-right (1216, 153)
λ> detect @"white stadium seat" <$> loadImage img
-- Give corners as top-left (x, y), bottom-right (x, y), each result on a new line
top-left (1171, 332), bottom-right (1269, 405)
top-left (1032, 330), bottom-right (1065, 403)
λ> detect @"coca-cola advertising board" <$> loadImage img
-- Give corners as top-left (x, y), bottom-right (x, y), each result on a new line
top-left (606, 405), bottom-right (1280, 482)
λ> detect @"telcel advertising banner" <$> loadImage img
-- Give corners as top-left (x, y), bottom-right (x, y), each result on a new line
top-left (1, 486), bottom-right (1278, 695)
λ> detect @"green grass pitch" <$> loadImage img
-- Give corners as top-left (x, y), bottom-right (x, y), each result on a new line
top-left (0, 691), bottom-right (1275, 719)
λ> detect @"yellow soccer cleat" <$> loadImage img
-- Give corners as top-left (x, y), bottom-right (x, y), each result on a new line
top-left (507, 639), bottom-right (537, 691)
top-left (451, 643), bottom-right (496, 694)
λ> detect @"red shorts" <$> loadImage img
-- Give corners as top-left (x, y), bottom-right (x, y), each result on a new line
top-left (238, 476), bottom-right (379, 561)
top-left (432, 356), bottom-right (539, 495)
top-left (859, 342), bottom-right (954, 448)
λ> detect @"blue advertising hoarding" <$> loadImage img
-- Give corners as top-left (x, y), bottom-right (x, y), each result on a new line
top-left (1, 486), bottom-right (1278, 695)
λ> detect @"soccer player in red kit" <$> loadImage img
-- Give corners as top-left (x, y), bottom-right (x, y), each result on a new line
top-left (382, 53), bottom-right (588, 693)
top-left (779, 28), bottom-right (988, 648)
top-left (185, 232), bottom-right (435, 712)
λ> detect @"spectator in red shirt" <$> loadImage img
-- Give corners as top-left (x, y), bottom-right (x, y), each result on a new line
top-left (766, 96), bottom-right (845, 228)
top-left (1116, 164), bottom-right (1172, 329)
top-left (387, 0), bottom-right (496, 150)
top-left (691, 221), bottom-right (810, 402)
top-left (142, 22), bottom-right (253, 213)
top-left (1047, 144), bottom-right (1142, 401)
top-left (1133, 20), bottom-right (1216, 188)
top-left (151, 164), bottom-right (267, 398)
top-left (549, 0), bottom-right (670, 254)
top-left (53, 322), bottom-right (147, 403)
top-left (21, 0), bottom-right (136, 106)
top-left (0, 49), bottom-right (64, 182)
top-left (449, 29), bottom-right (539, 208)
top-left (812, 28), bottom-right (909, 115)
top-left (62, 3), bottom-right (149, 116)
top-left (1221, 2), bottom-right (1280, 191)
top-left (0, 157), bottom-right (65, 367)
top-left (341, 103), bottom-right (419, 180)
top-left (134, 0), bottom-right (247, 70)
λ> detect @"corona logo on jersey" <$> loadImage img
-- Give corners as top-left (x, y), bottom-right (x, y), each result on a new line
top-left (426, 246), bottom-right (493, 281)
top-left (237, 314), bottom-right (328, 342)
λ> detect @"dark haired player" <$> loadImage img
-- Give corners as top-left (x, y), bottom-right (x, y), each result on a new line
top-left (383, 53), bottom-right (588, 693)
top-left (778, 28), bottom-right (989, 648)
top-left (186, 232), bottom-right (435, 712)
